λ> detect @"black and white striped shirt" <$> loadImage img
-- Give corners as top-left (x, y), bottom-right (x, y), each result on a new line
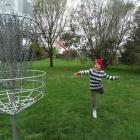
top-left (80, 68), bottom-right (118, 90)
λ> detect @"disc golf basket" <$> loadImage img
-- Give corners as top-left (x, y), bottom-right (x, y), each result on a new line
top-left (0, 1), bottom-right (46, 140)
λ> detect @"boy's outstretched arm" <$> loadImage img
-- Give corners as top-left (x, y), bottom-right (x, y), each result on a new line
top-left (103, 73), bottom-right (120, 80)
top-left (74, 70), bottom-right (90, 76)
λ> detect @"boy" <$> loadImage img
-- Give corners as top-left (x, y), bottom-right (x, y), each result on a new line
top-left (74, 60), bottom-right (120, 118)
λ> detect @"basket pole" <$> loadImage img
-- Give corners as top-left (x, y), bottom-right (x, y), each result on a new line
top-left (11, 115), bottom-right (18, 140)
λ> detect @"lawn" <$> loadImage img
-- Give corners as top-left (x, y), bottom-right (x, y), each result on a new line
top-left (0, 59), bottom-right (140, 140)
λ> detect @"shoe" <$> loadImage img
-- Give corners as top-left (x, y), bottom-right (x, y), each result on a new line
top-left (92, 110), bottom-right (97, 118)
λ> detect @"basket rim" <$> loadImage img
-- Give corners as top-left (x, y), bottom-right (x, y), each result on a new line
top-left (0, 70), bottom-right (46, 81)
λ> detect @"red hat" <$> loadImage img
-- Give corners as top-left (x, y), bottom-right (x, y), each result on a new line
top-left (95, 59), bottom-right (104, 70)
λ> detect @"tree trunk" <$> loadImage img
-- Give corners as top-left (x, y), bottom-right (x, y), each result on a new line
top-left (49, 46), bottom-right (53, 68)
top-left (49, 54), bottom-right (53, 67)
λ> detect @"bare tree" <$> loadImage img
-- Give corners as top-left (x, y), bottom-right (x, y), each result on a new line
top-left (34, 0), bottom-right (67, 67)
top-left (75, 0), bottom-right (135, 64)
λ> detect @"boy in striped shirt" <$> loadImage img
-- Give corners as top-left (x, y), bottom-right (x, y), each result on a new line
top-left (74, 59), bottom-right (120, 118)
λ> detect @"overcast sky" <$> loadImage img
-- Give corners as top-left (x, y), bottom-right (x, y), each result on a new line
top-left (67, 0), bottom-right (140, 7)
top-left (67, 0), bottom-right (81, 8)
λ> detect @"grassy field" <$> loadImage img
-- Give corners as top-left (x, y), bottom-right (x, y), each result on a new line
top-left (0, 59), bottom-right (140, 140)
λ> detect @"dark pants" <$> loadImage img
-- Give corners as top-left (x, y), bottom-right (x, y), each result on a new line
top-left (90, 88), bottom-right (104, 110)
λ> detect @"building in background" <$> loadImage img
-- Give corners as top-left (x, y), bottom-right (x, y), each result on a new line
top-left (0, 0), bottom-right (32, 17)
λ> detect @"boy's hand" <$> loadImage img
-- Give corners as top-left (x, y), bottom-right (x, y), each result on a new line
top-left (74, 72), bottom-right (80, 76)
top-left (116, 76), bottom-right (120, 79)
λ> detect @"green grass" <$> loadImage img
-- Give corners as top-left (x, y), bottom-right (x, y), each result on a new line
top-left (0, 59), bottom-right (140, 140)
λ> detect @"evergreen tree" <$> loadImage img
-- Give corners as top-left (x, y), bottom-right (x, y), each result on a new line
top-left (121, 7), bottom-right (140, 65)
